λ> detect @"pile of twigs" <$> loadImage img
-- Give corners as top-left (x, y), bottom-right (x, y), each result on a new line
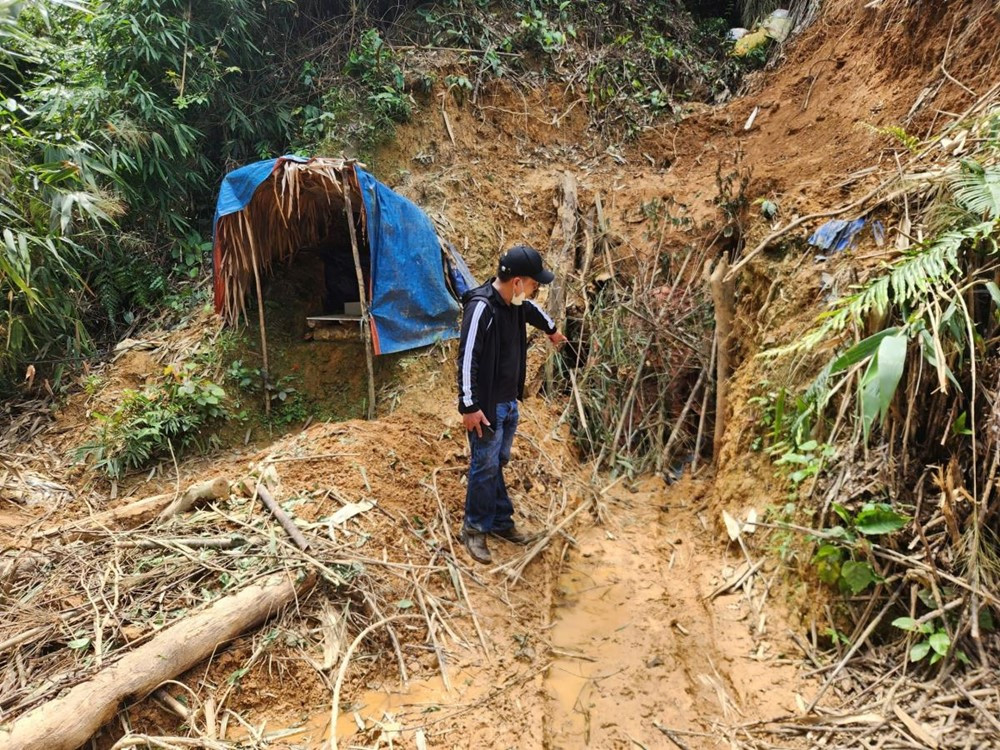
top-left (559, 250), bottom-right (715, 478)
top-left (0, 415), bottom-right (583, 747)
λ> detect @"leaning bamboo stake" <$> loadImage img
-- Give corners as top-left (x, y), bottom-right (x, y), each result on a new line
top-left (691, 333), bottom-right (717, 474)
top-left (0, 571), bottom-right (316, 750)
top-left (548, 170), bottom-right (578, 327)
top-left (659, 363), bottom-right (708, 475)
top-left (707, 256), bottom-right (734, 463)
top-left (341, 167), bottom-right (376, 420)
top-left (545, 172), bottom-right (579, 388)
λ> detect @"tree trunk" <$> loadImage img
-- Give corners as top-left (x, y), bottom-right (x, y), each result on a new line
top-left (0, 571), bottom-right (316, 750)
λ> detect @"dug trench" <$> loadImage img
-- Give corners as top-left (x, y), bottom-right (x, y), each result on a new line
top-left (4, 0), bottom-right (1000, 747)
top-left (268, 472), bottom-right (815, 750)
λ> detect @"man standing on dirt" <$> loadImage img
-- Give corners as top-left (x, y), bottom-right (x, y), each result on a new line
top-left (457, 245), bottom-right (567, 564)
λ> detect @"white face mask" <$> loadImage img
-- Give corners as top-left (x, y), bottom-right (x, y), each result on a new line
top-left (511, 279), bottom-right (526, 306)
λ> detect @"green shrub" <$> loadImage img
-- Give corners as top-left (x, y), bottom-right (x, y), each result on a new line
top-left (76, 363), bottom-right (231, 478)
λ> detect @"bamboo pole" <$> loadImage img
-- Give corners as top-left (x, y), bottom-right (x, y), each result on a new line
top-left (257, 485), bottom-right (310, 551)
top-left (342, 167), bottom-right (376, 420)
top-left (545, 171), bottom-right (579, 389)
top-left (242, 212), bottom-right (271, 416)
top-left (707, 256), bottom-right (735, 463)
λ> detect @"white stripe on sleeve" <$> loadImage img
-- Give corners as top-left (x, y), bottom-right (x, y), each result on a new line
top-left (461, 301), bottom-right (487, 407)
top-left (527, 300), bottom-right (555, 330)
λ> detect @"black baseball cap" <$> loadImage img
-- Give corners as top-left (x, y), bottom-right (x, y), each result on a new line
top-left (498, 245), bottom-right (555, 284)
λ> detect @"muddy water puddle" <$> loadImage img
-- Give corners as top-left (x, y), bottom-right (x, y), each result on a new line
top-left (545, 544), bottom-right (635, 742)
top-left (270, 670), bottom-right (478, 748)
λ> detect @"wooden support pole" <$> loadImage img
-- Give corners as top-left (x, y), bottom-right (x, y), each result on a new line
top-left (0, 571), bottom-right (316, 750)
top-left (241, 212), bottom-right (271, 417)
top-left (547, 170), bottom-right (578, 329)
top-left (342, 167), bottom-right (376, 420)
top-left (545, 171), bottom-right (578, 388)
top-left (707, 256), bottom-right (735, 463)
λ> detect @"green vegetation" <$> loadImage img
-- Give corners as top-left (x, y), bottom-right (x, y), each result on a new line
top-left (75, 363), bottom-right (230, 478)
top-left (0, 0), bottom-right (322, 392)
top-left (755, 116), bottom-right (1000, 668)
top-left (2, 0), bottom-right (775, 397)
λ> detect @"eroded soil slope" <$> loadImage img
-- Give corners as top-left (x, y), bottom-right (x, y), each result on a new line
top-left (4, 1), bottom-right (1000, 747)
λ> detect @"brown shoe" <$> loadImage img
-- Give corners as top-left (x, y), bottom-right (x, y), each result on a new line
top-left (459, 528), bottom-right (492, 564)
top-left (491, 526), bottom-right (538, 545)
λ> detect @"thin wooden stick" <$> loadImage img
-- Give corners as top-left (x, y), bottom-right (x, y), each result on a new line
top-left (256, 486), bottom-right (310, 551)
top-left (806, 595), bottom-right (898, 712)
top-left (329, 615), bottom-right (420, 750)
top-left (691, 332), bottom-right (717, 474)
top-left (341, 167), bottom-right (376, 420)
top-left (659, 362), bottom-right (707, 474)
top-left (428, 469), bottom-right (492, 660)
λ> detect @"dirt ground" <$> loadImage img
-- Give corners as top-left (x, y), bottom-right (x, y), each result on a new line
top-left (3, 0), bottom-right (1000, 747)
top-left (253, 473), bottom-right (815, 750)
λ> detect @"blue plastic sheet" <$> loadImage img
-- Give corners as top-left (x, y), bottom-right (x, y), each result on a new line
top-left (444, 242), bottom-right (477, 300)
top-left (808, 217), bottom-right (886, 253)
top-left (808, 218), bottom-right (867, 252)
top-left (212, 157), bottom-right (466, 356)
top-left (356, 168), bottom-right (461, 355)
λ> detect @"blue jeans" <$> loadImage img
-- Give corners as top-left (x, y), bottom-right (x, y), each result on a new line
top-left (464, 400), bottom-right (519, 534)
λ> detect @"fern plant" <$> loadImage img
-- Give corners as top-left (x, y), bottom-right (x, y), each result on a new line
top-left (769, 162), bottom-right (1000, 443)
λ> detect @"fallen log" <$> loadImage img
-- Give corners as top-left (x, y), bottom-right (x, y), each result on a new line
top-left (0, 570), bottom-right (316, 750)
top-left (157, 477), bottom-right (230, 520)
top-left (34, 477), bottom-right (229, 542)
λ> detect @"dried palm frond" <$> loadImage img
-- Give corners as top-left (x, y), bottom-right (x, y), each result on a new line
top-left (214, 157), bottom-right (363, 324)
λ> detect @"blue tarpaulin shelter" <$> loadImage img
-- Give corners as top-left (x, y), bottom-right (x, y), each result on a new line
top-left (212, 156), bottom-right (474, 355)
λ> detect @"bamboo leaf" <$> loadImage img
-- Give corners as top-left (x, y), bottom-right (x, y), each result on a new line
top-left (859, 357), bottom-right (880, 442)
top-left (876, 333), bottom-right (907, 424)
top-left (830, 327), bottom-right (901, 374)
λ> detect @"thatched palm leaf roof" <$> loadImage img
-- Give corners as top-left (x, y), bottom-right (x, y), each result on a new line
top-left (213, 158), bottom-right (365, 323)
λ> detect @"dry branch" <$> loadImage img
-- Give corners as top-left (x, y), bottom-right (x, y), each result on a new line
top-left (0, 570), bottom-right (315, 750)
top-left (158, 477), bottom-right (231, 520)
top-left (34, 477), bottom-right (229, 541)
top-left (256, 485), bottom-right (310, 551)
top-left (707, 257), bottom-right (734, 461)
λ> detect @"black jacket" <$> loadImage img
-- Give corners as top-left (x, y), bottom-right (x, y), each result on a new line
top-left (456, 279), bottom-right (557, 426)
